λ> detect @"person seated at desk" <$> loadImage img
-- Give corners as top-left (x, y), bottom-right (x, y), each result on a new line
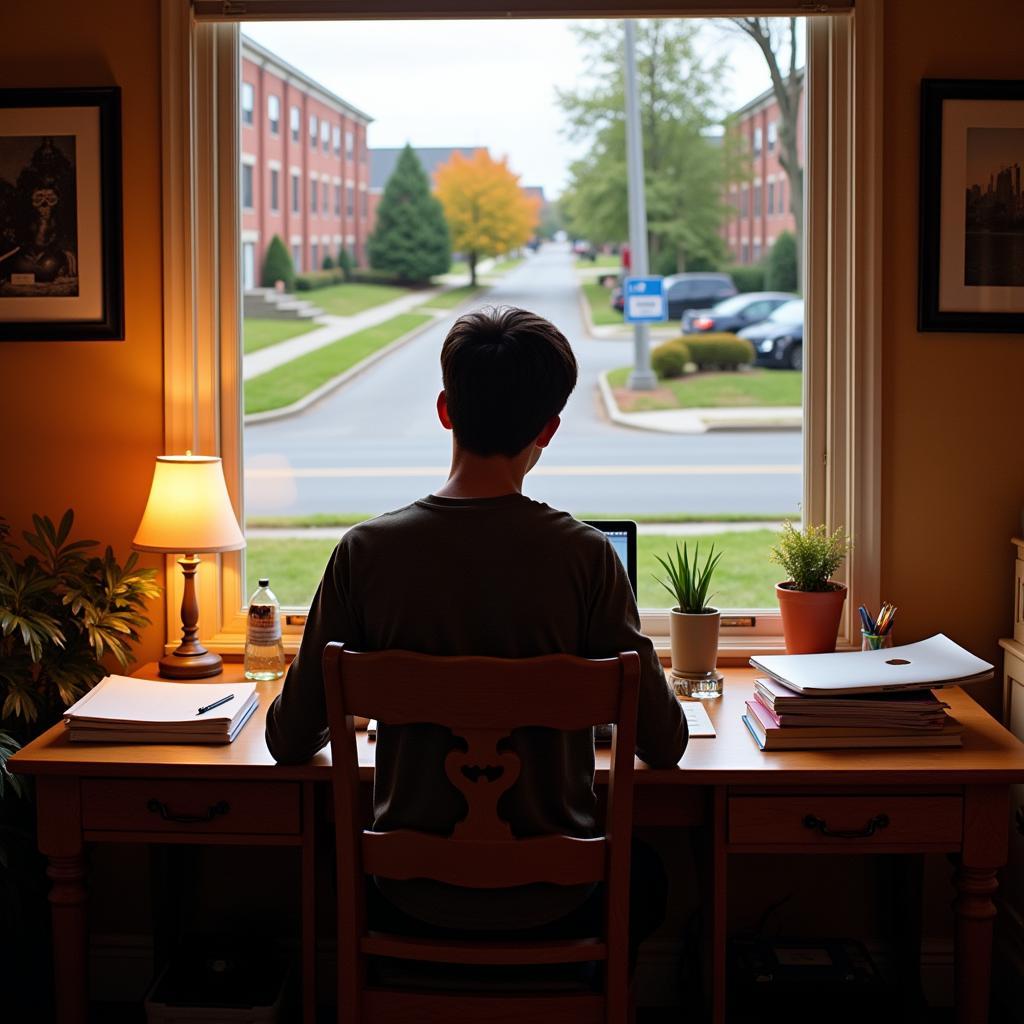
top-left (265, 306), bottom-right (686, 947)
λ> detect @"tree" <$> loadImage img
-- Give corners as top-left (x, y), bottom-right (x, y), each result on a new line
top-left (765, 231), bottom-right (798, 292)
top-left (337, 246), bottom-right (354, 281)
top-left (321, 252), bottom-right (335, 270)
top-left (727, 18), bottom-right (803, 283)
top-left (367, 144), bottom-right (451, 283)
top-left (435, 151), bottom-right (539, 286)
top-left (557, 21), bottom-right (735, 273)
top-left (261, 234), bottom-right (294, 291)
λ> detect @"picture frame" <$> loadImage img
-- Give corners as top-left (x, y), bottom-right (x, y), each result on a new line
top-left (919, 79), bottom-right (1024, 333)
top-left (0, 86), bottom-right (123, 341)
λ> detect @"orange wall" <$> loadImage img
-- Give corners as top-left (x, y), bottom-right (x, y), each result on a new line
top-left (0, 0), bottom-right (166, 665)
top-left (881, 0), bottom-right (1024, 708)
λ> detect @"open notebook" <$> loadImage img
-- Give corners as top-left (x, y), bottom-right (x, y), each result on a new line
top-left (63, 675), bottom-right (259, 744)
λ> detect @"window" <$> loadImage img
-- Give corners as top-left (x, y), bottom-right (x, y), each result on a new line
top-left (346, 185), bottom-right (354, 217)
top-left (362, 190), bottom-right (368, 217)
top-left (241, 81), bottom-right (254, 125)
top-left (333, 125), bottom-right (341, 154)
top-left (309, 113), bottom-right (317, 146)
top-left (334, 183), bottom-right (341, 216)
top-left (291, 171), bottom-right (300, 213)
top-left (292, 242), bottom-right (302, 272)
top-left (241, 162), bottom-right (254, 209)
top-left (753, 182), bottom-right (762, 217)
top-left (322, 181), bottom-right (329, 213)
top-left (321, 120), bottom-right (330, 151)
top-left (753, 125), bottom-right (762, 155)
top-left (767, 180), bottom-right (775, 215)
top-left (311, 241), bottom-right (319, 269)
top-left (345, 129), bottom-right (354, 159)
top-left (269, 167), bottom-right (279, 212)
top-left (752, 241), bottom-right (761, 261)
top-left (740, 184), bottom-right (748, 217)
top-left (268, 93), bottom-right (280, 134)
top-left (767, 120), bottom-right (777, 152)
top-left (170, 7), bottom-right (882, 658)
top-left (778, 178), bottom-right (786, 217)
top-left (310, 175), bottom-right (318, 213)
top-left (290, 104), bottom-right (300, 142)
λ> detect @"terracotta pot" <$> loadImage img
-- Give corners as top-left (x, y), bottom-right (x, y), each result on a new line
top-left (776, 582), bottom-right (847, 654)
top-left (669, 608), bottom-right (721, 676)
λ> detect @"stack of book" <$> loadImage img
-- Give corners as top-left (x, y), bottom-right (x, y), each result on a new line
top-left (743, 634), bottom-right (993, 751)
top-left (63, 675), bottom-right (259, 744)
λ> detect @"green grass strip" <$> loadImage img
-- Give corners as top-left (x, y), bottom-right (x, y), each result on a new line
top-left (417, 285), bottom-right (487, 311)
top-left (608, 367), bottom-right (802, 410)
top-left (245, 529), bottom-right (782, 610)
top-left (581, 280), bottom-right (624, 326)
top-left (244, 313), bottom-right (432, 415)
top-left (243, 318), bottom-right (319, 355)
top-left (311, 281), bottom-right (411, 317)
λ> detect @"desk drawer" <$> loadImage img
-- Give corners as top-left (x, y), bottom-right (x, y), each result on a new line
top-left (728, 795), bottom-right (962, 848)
top-left (82, 779), bottom-right (301, 836)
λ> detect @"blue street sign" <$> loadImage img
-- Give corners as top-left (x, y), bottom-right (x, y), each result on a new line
top-left (622, 275), bottom-right (667, 323)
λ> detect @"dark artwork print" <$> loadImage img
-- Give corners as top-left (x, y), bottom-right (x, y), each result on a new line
top-left (964, 126), bottom-right (1024, 287)
top-left (0, 135), bottom-right (78, 297)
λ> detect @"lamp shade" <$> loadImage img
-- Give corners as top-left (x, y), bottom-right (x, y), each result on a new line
top-left (133, 455), bottom-right (246, 554)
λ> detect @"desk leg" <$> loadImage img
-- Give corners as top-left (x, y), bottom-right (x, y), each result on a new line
top-left (302, 783), bottom-right (316, 1024)
top-left (37, 777), bottom-right (87, 1024)
top-left (955, 785), bottom-right (1008, 1024)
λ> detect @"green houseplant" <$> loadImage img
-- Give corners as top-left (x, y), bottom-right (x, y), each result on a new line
top-left (0, 511), bottom-right (160, 734)
top-left (654, 543), bottom-right (723, 696)
top-left (769, 520), bottom-right (851, 654)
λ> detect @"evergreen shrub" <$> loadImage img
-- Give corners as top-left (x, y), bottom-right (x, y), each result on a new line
top-left (685, 334), bottom-right (755, 370)
top-left (651, 338), bottom-right (692, 379)
top-left (725, 263), bottom-right (765, 293)
top-left (765, 232), bottom-right (798, 293)
top-left (261, 234), bottom-right (295, 291)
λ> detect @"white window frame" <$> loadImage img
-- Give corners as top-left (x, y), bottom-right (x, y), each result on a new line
top-left (161, 3), bottom-right (881, 659)
top-left (267, 92), bottom-right (280, 134)
top-left (240, 153), bottom-right (255, 210)
top-left (289, 103), bottom-right (300, 142)
top-left (240, 79), bottom-right (254, 124)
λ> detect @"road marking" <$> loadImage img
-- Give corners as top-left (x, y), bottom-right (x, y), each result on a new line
top-left (245, 464), bottom-right (802, 479)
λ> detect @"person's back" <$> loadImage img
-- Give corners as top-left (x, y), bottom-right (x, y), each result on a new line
top-left (265, 307), bottom-right (686, 930)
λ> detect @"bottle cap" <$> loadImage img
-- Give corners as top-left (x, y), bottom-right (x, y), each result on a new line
top-left (258, 578), bottom-right (269, 587)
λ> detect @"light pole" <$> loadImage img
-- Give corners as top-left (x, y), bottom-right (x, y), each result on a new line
top-left (624, 18), bottom-right (657, 391)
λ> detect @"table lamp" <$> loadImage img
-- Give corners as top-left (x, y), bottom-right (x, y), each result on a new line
top-left (133, 453), bottom-right (245, 679)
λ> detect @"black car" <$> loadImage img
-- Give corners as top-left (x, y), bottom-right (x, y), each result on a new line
top-left (680, 291), bottom-right (796, 335)
top-left (738, 298), bottom-right (805, 370)
top-left (611, 272), bottom-right (736, 318)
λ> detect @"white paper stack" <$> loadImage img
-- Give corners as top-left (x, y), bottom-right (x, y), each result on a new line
top-left (63, 675), bottom-right (259, 744)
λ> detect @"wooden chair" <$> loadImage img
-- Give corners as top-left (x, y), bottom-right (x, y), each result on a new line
top-left (322, 643), bottom-right (641, 1024)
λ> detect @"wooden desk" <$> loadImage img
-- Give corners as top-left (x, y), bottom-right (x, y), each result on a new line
top-left (12, 664), bottom-right (1024, 1024)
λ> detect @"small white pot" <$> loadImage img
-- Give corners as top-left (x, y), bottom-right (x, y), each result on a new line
top-left (669, 608), bottom-right (721, 677)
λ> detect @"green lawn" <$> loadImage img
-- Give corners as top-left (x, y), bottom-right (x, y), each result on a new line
top-left (243, 318), bottom-right (318, 355)
top-left (245, 529), bottom-right (782, 609)
top-left (581, 281), bottom-right (624, 326)
top-left (244, 313), bottom-right (432, 415)
top-left (576, 254), bottom-right (620, 269)
top-left (607, 367), bottom-right (802, 411)
top-left (311, 282), bottom-right (410, 317)
top-left (417, 285), bottom-right (486, 311)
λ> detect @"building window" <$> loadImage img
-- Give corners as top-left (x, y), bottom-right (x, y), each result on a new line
top-left (268, 94), bottom-right (280, 134)
top-left (320, 120), bottom-right (330, 151)
top-left (322, 181), bottom-right (329, 213)
top-left (290, 105), bottom-right (300, 142)
top-left (309, 113), bottom-right (318, 147)
top-left (269, 167), bottom-right (279, 212)
top-left (310, 175), bottom-right (318, 213)
top-left (767, 180), bottom-right (775, 215)
top-left (779, 178), bottom-right (786, 217)
top-left (312, 241), bottom-right (319, 269)
top-left (333, 125), bottom-right (341, 154)
top-left (346, 185), bottom-right (354, 217)
top-left (345, 130), bottom-right (354, 159)
top-left (241, 163), bottom-right (254, 209)
top-left (753, 183), bottom-right (762, 217)
top-left (740, 185), bottom-right (748, 217)
top-left (741, 242), bottom-right (749, 263)
top-left (292, 243), bottom-right (302, 272)
top-left (753, 241), bottom-right (761, 262)
top-left (362, 190), bottom-right (368, 217)
top-left (753, 125), bottom-right (762, 155)
top-left (334, 183), bottom-right (341, 216)
top-left (241, 81), bottom-right (254, 125)
top-left (291, 172), bottom-right (300, 214)
top-left (767, 120), bottom-right (778, 153)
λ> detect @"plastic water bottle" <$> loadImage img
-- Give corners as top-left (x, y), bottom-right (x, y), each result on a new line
top-left (244, 578), bottom-right (285, 680)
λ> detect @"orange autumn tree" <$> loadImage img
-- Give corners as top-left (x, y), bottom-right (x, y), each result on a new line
top-left (435, 150), bottom-right (539, 286)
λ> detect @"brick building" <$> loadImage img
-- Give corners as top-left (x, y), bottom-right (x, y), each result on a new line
top-left (241, 36), bottom-right (373, 288)
top-left (723, 74), bottom-right (804, 266)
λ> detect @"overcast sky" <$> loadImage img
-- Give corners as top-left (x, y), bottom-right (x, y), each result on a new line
top-left (244, 19), bottom-right (789, 198)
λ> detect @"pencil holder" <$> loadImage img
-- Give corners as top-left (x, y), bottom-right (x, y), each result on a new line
top-left (861, 630), bottom-right (893, 651)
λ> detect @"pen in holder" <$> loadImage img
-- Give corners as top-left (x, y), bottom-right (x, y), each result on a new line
top-left (861, 630), bottom-right (893, 651)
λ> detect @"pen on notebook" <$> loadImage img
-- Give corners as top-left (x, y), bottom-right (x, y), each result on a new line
top-left (196, 694), bottom-right (234, 716)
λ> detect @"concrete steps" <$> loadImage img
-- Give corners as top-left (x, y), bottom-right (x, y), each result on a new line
top-left (243, 287), bottom-right (324, 321)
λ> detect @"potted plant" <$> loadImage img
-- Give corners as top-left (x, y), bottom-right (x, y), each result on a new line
top-left (654, 542), bottom-right (723, 697)
top-left (769, 520), bottom-right (851, 654)
top-left (0, 510), bottom-right (160, 735)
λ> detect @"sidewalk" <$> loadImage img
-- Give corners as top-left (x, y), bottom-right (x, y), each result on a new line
top-left (597, 371), bottom-right (802, 435)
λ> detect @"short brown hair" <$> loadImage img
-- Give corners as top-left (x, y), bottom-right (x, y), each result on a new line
top-left (440, 307), bottom-right (578, 457)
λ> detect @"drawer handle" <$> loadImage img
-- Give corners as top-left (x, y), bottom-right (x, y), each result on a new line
top-left (146, 798), bottom-right (230, 824)
top-left (802, 813), bottom-right (890, 839)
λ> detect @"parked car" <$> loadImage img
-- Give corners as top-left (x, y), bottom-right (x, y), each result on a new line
top-left (738, 298), bottom-right (804, 370)
top-left (572, 239), bottom-right (597, 260)
top-left (681, 291), bottom-right (796, 335)
top-left (611, 272), bottom-right (737, 318)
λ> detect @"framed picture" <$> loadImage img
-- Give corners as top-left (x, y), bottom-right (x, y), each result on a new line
top-left (919, 79), bottom-right (1024, 333)
top-left (0, 87), bottom-right (123, 341)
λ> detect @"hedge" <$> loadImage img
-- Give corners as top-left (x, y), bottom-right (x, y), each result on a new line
top-left (651, 338), bottom-right (692, 379)
top-left (684, 333), bottom-right (755, 370)
top-left (724, 263), bottom-right (765, 294)
top-left (294, 268), bottom-right (424, 291)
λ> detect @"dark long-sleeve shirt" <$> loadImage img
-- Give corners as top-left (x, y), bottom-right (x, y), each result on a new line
top-left (265, 493), bottom-right (686, 926)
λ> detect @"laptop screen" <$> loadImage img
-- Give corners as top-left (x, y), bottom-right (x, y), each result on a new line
top-left (581, 520), bottom-right (638, 597)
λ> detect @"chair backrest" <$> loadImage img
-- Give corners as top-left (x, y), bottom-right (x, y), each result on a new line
top-left (322, 643), bottom-right (641, 1024)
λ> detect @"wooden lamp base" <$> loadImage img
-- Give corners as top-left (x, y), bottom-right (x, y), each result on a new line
top-left (158, 554), bottom-right (223, 679)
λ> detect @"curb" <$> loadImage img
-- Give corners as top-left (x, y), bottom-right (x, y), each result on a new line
top-left (245, 313), bottom-right (443, 426)
top-left (597, 370), bottom-right (803, 435)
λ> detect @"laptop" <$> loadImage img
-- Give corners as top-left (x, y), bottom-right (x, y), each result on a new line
top-left (581, 519), bottom-right (638, 598)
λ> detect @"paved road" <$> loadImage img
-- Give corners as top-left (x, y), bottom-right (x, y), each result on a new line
top-left (244, 245), bottom-right (803, 517)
